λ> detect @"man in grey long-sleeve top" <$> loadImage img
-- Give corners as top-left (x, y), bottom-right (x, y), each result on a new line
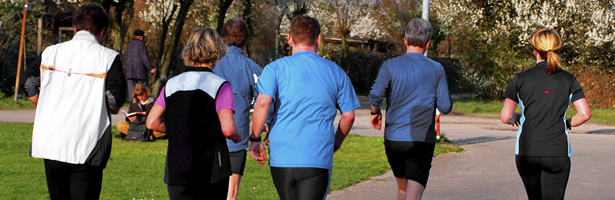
top-left (368, 18), bottom-right (453, 200)
top-left (125, 29), bottom-right (155, 100)
top-left (212, 18), bottom-right (266, 200)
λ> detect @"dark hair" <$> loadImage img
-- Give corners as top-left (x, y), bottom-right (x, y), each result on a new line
top-left (290, 15), bottom-right (321, 46)
top-left (221, 18), bottom-right (249, 47)
top-left (530, 27), bottom-right (562, 75)
top-left (405, 18), bottom-right (432, 47)
top-left (132, 83), bottom-right (151, 103)
top-left (73, 3), bottom-right (109, 35)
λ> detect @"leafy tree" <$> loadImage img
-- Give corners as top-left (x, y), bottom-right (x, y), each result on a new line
top-left (434, 0), bottom-right (615, 99)
top-left (153, 0), bottom-right (196, 96)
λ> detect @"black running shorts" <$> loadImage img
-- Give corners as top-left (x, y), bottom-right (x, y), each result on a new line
top-left (384, 140), bottom-right (435, 187)
top-left (229, 149), bottom-right (247, 176)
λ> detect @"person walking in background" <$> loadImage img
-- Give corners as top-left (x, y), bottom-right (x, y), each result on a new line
top-left (146, 28), bottom-right (241, 200)
top-left (125, 29), bottom-right (155, 100)
top-left (369, 18), bottom-right (453, 200)
top-left (116, 83), bottom-right (164, 141)
top-left (19, 3), bottom-right (126, 199)
top-left (501, 27), bottom-right (591, 200)
top-left (249, 15), bottom-right (360, 200)
top-left (213, 18), bottom-right (266, 200)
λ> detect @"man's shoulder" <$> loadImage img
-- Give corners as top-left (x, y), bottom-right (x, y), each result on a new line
top-left (44, 39), bottom-right (118, 58)
top-left (125, 38), bottom-right (144, 49)
top-left (389, 54), bottom-right (443, 69)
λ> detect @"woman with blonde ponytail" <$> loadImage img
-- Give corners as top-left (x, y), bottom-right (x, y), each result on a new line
top-left (500, 27), bottom-right (591, 199)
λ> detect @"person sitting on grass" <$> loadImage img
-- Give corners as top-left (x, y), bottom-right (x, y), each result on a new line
top-left (116, 83), bottom-right (165, 141)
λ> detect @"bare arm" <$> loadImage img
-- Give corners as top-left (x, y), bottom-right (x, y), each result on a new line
top-left (146, 104), bottom-right (166, 133)
top-left (370, 105), bottom-right (382, 130)
top-left (251, 94), bottom-right (271, 140)
top-left (334, 110), bottom-right (356, 152)
top-left (27, 94), bottom-right (39, 105)
top-left (249, 93), bottom-right (272, 165)
top-left (108, 105), bottom-right (122, 115)
top-left (218, 108), bottom-right (241, 143)
top-left (501, 98), bottom-right (518, 124)
top-left (571, 98), bottom-right (591, 127)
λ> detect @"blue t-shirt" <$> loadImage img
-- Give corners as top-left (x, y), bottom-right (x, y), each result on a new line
top-left (257, 51), bottom-right (360, 169)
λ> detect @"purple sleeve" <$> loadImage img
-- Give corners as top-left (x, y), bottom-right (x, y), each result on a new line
top-left (154, 87), bottom-right (166, 110)
top-left (216, 82), bottom-right (236, 114)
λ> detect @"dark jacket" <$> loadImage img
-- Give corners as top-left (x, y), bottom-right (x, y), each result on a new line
top-left (124, 38), bottom-right (153, 80)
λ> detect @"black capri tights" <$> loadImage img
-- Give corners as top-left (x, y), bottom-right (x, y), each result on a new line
top-left (270, 167), bottom-right (330, 200)
top-left (515, 155), bottom-right (571, 200)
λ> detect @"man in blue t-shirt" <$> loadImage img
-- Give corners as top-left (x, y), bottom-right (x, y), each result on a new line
top-left (369, 18), bottom-right (453, 200)
top-left (249, 15), bottom-right (360, 200)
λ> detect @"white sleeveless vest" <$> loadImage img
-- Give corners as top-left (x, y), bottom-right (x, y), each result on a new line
top-left (31, 31), bottom-right (119, 164)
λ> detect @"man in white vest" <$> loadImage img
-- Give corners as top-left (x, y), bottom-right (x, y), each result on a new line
top-left (20, 3), bottom-right (126, 200)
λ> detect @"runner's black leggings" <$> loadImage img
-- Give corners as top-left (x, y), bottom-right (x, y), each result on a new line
top-left (270, 167), bottom-right (330, 200)
top-left (516, 155), bottom-right (571, 200)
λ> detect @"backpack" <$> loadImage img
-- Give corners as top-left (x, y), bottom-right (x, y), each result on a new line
top-left (125, 117), bottom-right (152, 141)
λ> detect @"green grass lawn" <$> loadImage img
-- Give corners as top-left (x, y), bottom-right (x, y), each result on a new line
top-left (0, 93), bottom-right (36, 110)
top-left (452, 97), bottom-right (615, 126)
top-left (0, 122), bottom-right (462, 200)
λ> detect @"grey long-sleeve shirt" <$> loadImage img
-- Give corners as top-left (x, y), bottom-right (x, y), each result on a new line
top-left (213, 46), bottom-right (265, 152)
top-left (369, 53), bottom-right (452, 144)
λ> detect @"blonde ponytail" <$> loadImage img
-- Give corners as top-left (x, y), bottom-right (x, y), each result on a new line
top-left (530, 27), bottom-right (562, 74)
top-left (546, 50), bottom-right (562, 74)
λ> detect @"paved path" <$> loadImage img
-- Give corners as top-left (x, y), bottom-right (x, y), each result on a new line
top-left (328, 109), bottom-right (615, 200)
top-left (0, 108), bottom-right (128, 124)
top-left (3, 101), bottom-right (615, 200)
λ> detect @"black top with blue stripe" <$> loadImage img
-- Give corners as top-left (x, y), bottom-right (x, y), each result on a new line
top-left (503, 61), bottom-right (585, 157)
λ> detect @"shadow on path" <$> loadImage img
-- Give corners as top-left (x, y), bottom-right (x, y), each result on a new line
top-left (451, 136), bottom-right (516, 145)
top-left (586, 129), bottom-right (615, 135)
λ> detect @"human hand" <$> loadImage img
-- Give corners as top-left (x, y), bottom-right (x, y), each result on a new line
top-left (334, 142), bottom-right (342, 153)
top-left (150, 68), bottom-right (156, 73)
top-left (507, 112), bottom-right (521, 127)
top-left (249, 141), bottom-right (267, 165)
top-left (231, 133), bottom-right (241, 143)
top-left (370, 113), bottom-right (382, 130)
top-left (128, 115), bottom-right (137, 122)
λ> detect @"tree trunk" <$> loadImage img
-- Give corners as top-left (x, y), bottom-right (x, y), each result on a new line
top-left (156, 4), bottom-right (178, 70)
top-left (275, 13), bottom-right (284, 59)
top-left (153, 0), bottom-right (196, 97)
top-left (242, 0), bottom-right (252, 58)
top-left (216, 0), bottom-right (234, 34)
top-left (117, 0), bottom-right (135, 54)
top-left (341, 34), bottom-right (348, 60)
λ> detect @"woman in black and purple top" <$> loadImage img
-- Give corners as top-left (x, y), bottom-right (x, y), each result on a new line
top-left (147, 28), bottom-right (241, 200)
top-left (501, 27), bottom-right (591, 200)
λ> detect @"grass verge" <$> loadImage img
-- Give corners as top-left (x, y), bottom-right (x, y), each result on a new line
top-left (0, 93), bottom-right (131, 110)
top-left (453, 97), bottom-right (615, 126)
top-left (0, 93), bottom-right (36, 110)
top-left (0, 122), bottom-right (462, 199)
